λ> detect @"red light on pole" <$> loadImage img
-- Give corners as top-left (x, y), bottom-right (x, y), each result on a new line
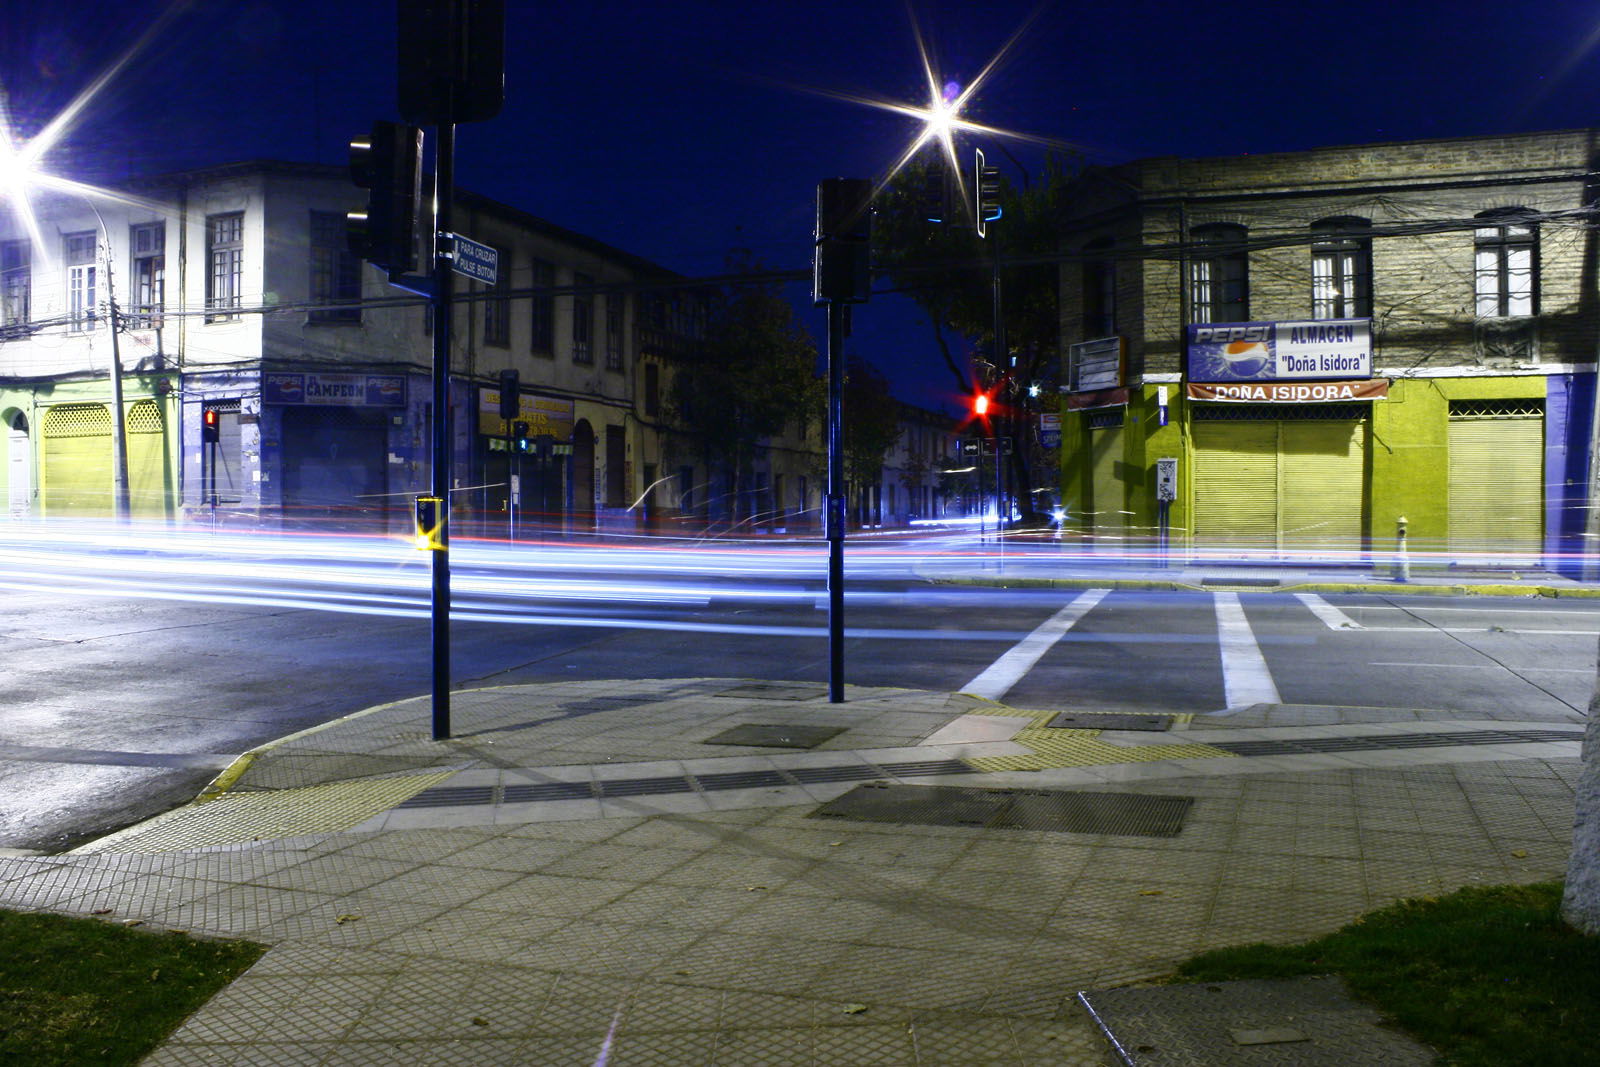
top-left (973, 392), bottom-right (989, 417)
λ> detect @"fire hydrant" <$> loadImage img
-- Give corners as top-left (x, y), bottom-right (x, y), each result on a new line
top-left (1392, 516), bottom-right (1410, 583)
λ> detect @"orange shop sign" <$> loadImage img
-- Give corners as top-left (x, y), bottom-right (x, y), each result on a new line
top-left (1186, 379), bottom-right (1390, 403)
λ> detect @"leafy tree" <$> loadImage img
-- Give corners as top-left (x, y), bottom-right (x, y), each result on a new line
top-left (842, 354), bottom-right (902, 524)
top-left (668, 252), bottom-right (820, 526)
top-left (874, 154), bottom-right (1077, 520)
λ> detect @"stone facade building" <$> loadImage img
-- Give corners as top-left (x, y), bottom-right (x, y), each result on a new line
top-left (1057, 128), bottom-right (1600, 565)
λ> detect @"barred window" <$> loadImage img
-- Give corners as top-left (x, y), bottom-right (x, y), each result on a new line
top-left (572, 271), bottom-right (593, 363)
top-left (1189, 224), bottom-right (1248, 323)
top-left (1, 240), bottom-right (30, 335)
top-left (529, 259), bottom-right (554, 355)
top-left (308, 212), bottom-right (360, 324)
top-left (128, 222), bottom-right (166, 329)
top-left (65, 232), bottom-right (97, 331)
top-left (1311, 216), bottom-right (1371, 319)
top-left (1475, 209), bottom-right (1537, 318)
top-left (605, 292), bottom-right (623, 371)
top-left (483, 245), bottom-right (510, 346)
top-left (206, 212), bottom-right (243, 322)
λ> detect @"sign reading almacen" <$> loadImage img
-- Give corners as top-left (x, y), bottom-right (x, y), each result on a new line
top-left (1187, 379), bottom-right (1390, 403)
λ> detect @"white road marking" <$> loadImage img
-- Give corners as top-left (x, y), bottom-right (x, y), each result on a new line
top-left (1295, 592), bottom-right (1363, 630)
top-left (1358, 627), bottom-right (1600, 636)
top-left (962, 588), bottom-right (1110, 701)
top-left (1351, 605), bottom-right (1600, 616)
top-left (1214, 591), bottom-right (1282, 708)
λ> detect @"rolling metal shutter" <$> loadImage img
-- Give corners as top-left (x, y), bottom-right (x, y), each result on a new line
top-left (1192, 407), bottom-right (1366, 555)
top-left (126, 400), bottom-right (169, 518)
top-left (1088, 412), bottom-right (1124, 539)
top-left (41, 403), bottom-right (111, 515)
top-left (1279, 420), bottom-right (1365, 551)
top-left (1448, 402), bottom-right (1542, 562)
top-left (1192, 421), bottom-right (1276, 551)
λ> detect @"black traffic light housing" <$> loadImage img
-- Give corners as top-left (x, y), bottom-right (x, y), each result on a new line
top-left (201, 407), bottom-right (220, 443)
top-left (813, 178), bottom-right (873, 306)
top-left (348, 120), bottom-right (424, 274)
top-left (511, 420), bottom-right (530, 452)
top-left (398, 0), bottom-right (506, 126)
top-left (975, 149), bottom-right (1002, 238)
top-left (497, 368), bottom-right (519, 420)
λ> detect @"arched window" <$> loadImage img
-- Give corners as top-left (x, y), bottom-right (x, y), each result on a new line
top-left (1311, 216), bottom-right (1372, 320)
top-left (1474, 208), bottom-right (1537, 317)
top-left (1190, 223), bottom-right (1248, 323)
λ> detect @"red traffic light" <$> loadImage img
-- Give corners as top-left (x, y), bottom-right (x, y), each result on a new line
top-left (972, 393), bottom-right (990, 417)
top-left (201, 407), bottom-right (220, 443)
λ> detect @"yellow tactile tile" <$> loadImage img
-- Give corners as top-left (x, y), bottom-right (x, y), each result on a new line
top-left (965, 710), bottom-right (1230, 773)
top-left (72, 772), bottom-right (457, 855)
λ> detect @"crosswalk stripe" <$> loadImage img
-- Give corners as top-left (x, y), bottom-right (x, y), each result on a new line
top-left (962, 588), bottom-right (1110, 701)
top-left (1214, 591), bottom-right (1282, 709)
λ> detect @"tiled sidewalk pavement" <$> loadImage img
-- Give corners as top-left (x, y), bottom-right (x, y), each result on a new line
top-left (0, 679), bottom-right (1583, 1064)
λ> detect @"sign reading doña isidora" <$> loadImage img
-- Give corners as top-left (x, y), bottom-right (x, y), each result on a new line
top-left (1187, 318), bottom-right (1371, 382)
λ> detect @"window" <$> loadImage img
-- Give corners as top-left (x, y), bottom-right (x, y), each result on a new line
top-left (1189, 223), bottom-right (1248, 323)
top-left (1311, 217), bottom-right (1372, 319)
top-left (1082, 237), bottom-right (1116, 336)
top-left (605, 292), bottom-right (623, 371)
top-left (605, 425), bottom-right (625, 506)
top-left (206, 212), bottom-right (243, 322)
top-left (484, 245), bottom-right (509, 346)
top-left (572, 272), bottom-right (593, 363)
top-left (1, 240), bottom-right (29, 336)
top-left (308, 212), bottom-right (359, 324)
top-left (127, 222), bottom-right (165, 329)
top-left (1475, 209), bottom-right (1537, 318)
top-left (65, 232), bottom-right (97, 331)
top-left (644, 362), bottom-right (660, 417)
top-left (529, 259), bottom-right (554, 354)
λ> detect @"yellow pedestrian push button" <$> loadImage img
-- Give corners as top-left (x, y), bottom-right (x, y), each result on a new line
top-left (414, 495), bottom-right (444, 551)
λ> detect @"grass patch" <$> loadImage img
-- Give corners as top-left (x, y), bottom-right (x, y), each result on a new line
top-left (0, 908), bottom-right (265, 1065)
top-left (1175, 882), bottom-right (1600, 1066)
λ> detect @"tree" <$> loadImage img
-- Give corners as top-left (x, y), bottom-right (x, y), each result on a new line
top-left (874, 153), bottom-right (1078, 521)
top-left (667, 252), bottom-right (820, 527)
top-left (841, 354), bottom-right (902, 524)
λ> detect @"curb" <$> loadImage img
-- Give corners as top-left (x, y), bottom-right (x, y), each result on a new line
top-left (927, 576), bottom-right (1600, 597)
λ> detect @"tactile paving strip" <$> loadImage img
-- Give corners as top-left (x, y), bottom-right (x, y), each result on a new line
top-left (397, 758), bottom-right (975, 809)
top-left (1211, 728), bottom-right (1582, 757)
top-left (72, 772), bottom-right (457, 854)
top-left (969, 712), bottom-right (1228, 773)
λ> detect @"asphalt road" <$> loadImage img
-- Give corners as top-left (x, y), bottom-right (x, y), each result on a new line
top-left (1, 525), bottom-right (1594, 851)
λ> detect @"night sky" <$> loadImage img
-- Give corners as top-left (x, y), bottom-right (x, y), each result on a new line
top-left (7, 0), bottom-right (1600, 411)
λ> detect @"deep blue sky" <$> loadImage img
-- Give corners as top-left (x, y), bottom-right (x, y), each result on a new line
top-left (8, 1), bottom-right (1600, 411)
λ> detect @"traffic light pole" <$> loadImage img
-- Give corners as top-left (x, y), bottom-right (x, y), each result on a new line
top-left (430, 119), bottom-right (455, 741)
top-left (826, 303), bottom-right (847, 703)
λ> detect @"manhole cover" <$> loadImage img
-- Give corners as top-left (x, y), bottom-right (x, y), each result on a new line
top-left (1078, 977), bottom-right (1435, 1065)
top-left (810, 783), bottom-right (1193, 838)
top-left (1047, 712), bottom-right (1173, 732)
top-left (716, 683), bottom-right (828, 701)
top-left (705, 724), bottom-right (846, 749)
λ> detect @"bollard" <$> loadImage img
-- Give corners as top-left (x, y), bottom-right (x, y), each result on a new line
top-left (1392, 515), bottom-right (1410, 583)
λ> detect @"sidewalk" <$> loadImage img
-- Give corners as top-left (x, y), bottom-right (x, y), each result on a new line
top-left (0, 677), bottom-right (1582, 1064)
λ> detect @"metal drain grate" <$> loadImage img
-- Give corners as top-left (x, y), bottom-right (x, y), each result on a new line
top-left (704, 724), bottom-right (845, 748)
top-left (1212, 728), bottom-right (1581, 758)
top-left (1047, 713), bottom-right (1174, 732)
top-left (810, 783), bottom-right (1193, 838)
